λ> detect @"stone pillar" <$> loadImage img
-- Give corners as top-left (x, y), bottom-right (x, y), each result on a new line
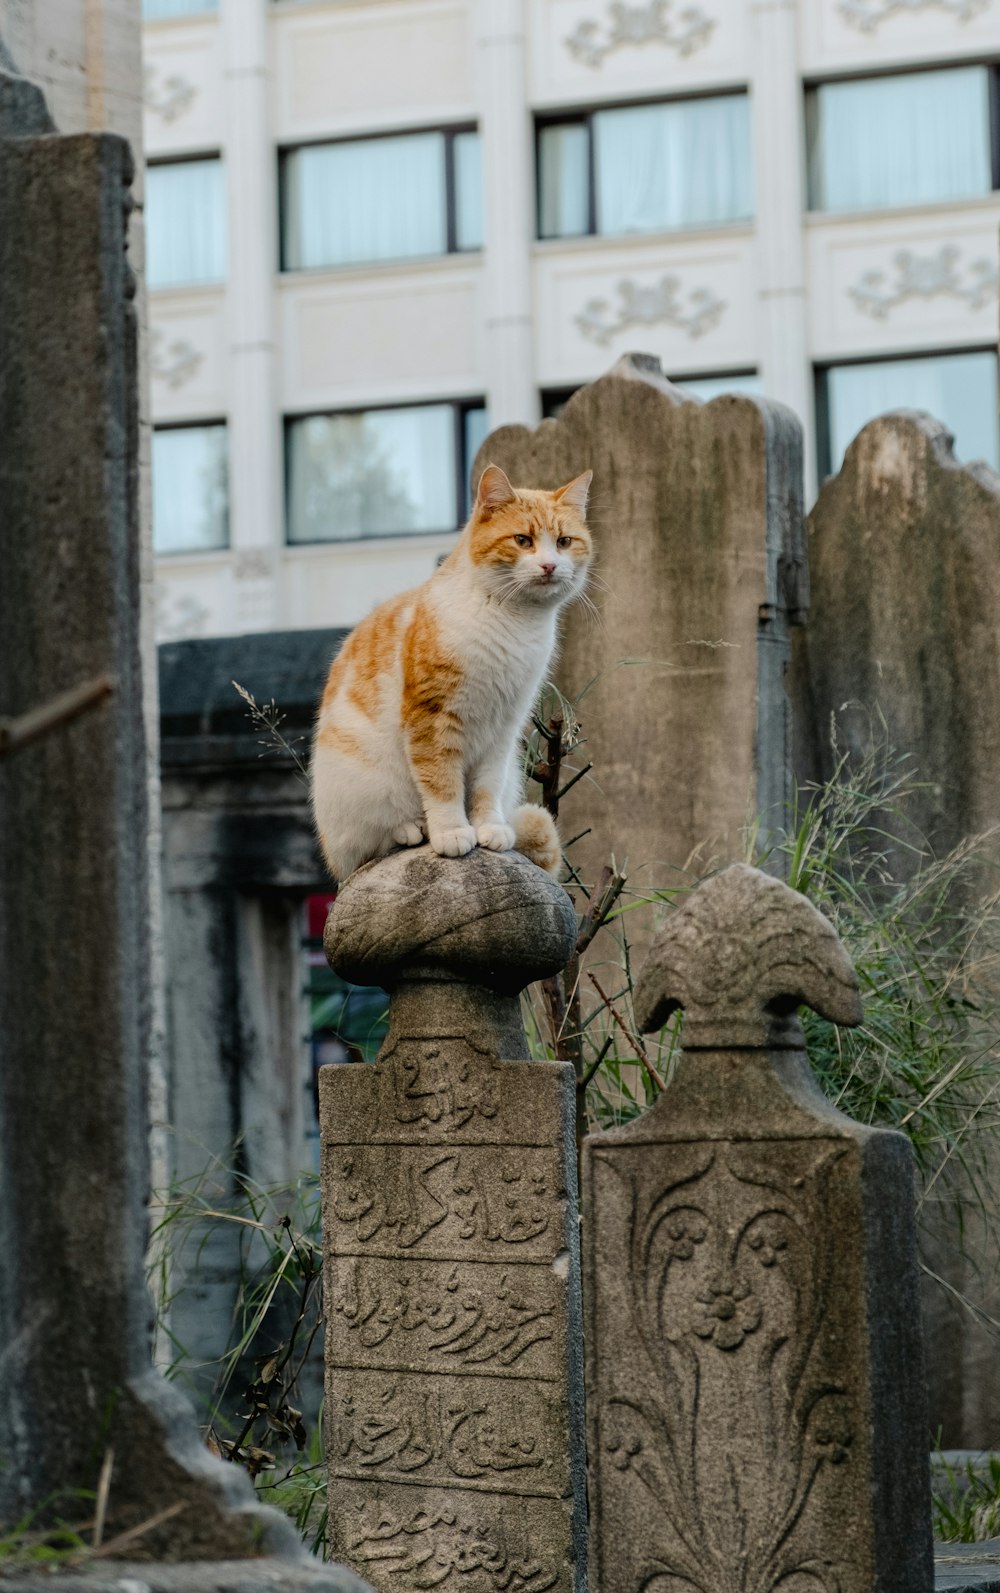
top-left (583, 864), bottom-right (933, 1593)
top-left (479, 353), bottom-right (807, 921)
top-left (750, 0), bottom-right (815, 497)
top-left (221, 0), bottom-right (280, 633)
top-left (0, 108), bottom-right (365, 1589)
top-left (474, 0), bottom-right (539, 429)
top-left (320, 847), bottom-right (587, 1592)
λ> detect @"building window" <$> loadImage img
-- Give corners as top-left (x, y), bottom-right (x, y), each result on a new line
top-left (541, 372), bottom-right (760, 420)
top-left (142, 0), bottom-right (217, 17)
top-left (152, 424), bottom-right (229, 554)
top-left (146, 158), bottom-right (226, 289)
top-left (538, 94), bottom-right (753, 240)
top-left (818, 351), bottom-right (999, 477)
top-left (281, 129), bottom-right (482, 271)
top-left (807, 67), bottom-right (997, 213)
top-left (286, 401), bottom-right (487, 543)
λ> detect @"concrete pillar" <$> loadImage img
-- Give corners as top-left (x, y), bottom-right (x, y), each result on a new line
top-left (473, 0), bottom-right (539, 429)
top-left (221, 0), bottom-right (281, 632)
top-left (750, 0), bottom-right (815, 498)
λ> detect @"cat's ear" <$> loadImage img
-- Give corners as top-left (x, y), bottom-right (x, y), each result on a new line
top-left (476, 464), bottom-right (517, 514)
top-left (554, 470), bottom-right (593, 518)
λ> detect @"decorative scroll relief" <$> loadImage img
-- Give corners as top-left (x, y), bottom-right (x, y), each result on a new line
top-left (565, 1), bottom-right (716, 67)
top-left (576, 275), bottom-right (726, 346)
top-left (144, 63), bottom-right (197, 123)
top-left (592, 1139), bottom-right (861, 1593)
top-left (154, 588), bottom-right (209, 642)
top-left (837, 0), bottom-right (990, 31)
top-left (849, 246), bottom-right (999, 320)
top-left (150, 328), bottom-right (203, 391)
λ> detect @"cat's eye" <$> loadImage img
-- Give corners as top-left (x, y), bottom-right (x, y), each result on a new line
top-left (557, 535), bottom-right (573, 549)
top-left (514, 534), bottom-right (533, 548)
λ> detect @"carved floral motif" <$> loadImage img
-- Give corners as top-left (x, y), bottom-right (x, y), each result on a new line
top-left (150, 328), bottom-right (203, 390)
top-left (598, 1140), bottom-right (857, 1591)
top-left (576, 275), bottom-right (725, 346)
top-left (566, 1), bottom-right (715, 66)
top-left (144, 63), bottom-right (197, 123)
top-left (849, 246), bottom-right (999, 320)
top-left (837, 0), bottom-right (989, 31)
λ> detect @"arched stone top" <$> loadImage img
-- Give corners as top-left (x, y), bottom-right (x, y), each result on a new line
top-left (633, 863), bottom-right (862, 1049)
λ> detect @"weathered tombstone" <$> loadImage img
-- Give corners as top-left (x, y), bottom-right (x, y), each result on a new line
top-left (583, 864), bottom-right (933, 1593)
top-left (791, 412), bottom-right (1000, 1448)
top-left (0, 64), bottom-right (366, 1592)
top-left (319, 847), bottom-right (587, 1592)
top-left (479, 354), bottom-right (807, 912)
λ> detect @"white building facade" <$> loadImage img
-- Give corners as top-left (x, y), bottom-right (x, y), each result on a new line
top-left (144, 0), bottom-right (1000, 642)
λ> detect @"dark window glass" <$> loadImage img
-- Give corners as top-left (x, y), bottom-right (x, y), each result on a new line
top-left (538, 95), bottom-right (753, 240)
top-left (146, 159), bottom-right (226, 288)
top-left (822, 351), bottom-right (999, 474)
top-left (287, 400), bottom-right (488, 543)
top-left (807, 67), bottom-right (994, 213)
top-left (282, 129), bottom-right (482, 270)
top-left (152, 424), bottom-right (229, 554)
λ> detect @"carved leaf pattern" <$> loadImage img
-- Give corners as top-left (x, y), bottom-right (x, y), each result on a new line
top-left (565, 1), bottom-right (716, 66)
top-left (576, 276), bottom-right (726, 347)
top-left (837, 0), bottom-right (989, 29)
top-left (602, 1143), bottom-right (854, 1592)
top-left (849, 247), bottom-right (999, 321)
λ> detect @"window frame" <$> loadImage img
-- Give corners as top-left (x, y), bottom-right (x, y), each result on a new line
top-left (277, 123), bottom-right (482, 274)
top-left (151, 418), bottom-right (230, 558)
top-left (803, 60), bottom-right (1000, 216)
top-left (283, 396), bottom-right (488, 546)
top-left (535, 87), bottom-right (753, 243)
top-left (814, 345), bottom-right (1000, 481)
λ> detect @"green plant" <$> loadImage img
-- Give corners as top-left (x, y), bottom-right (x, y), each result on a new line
top-left (933, 1451), bottom-right (1000, 1542)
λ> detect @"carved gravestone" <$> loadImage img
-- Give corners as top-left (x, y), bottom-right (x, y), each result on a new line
top-left (583, 865), bottom-right (933, 1593)
top-left (320, 847), bottom-right (587, 1593)
top-left (478, 354), bottom-right (807, 921)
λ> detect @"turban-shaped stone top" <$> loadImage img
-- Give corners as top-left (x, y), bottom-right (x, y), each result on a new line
top-left (634, 863), bottom-right (862, 1049)
top-left (324, 845), bottom-right (578, 995)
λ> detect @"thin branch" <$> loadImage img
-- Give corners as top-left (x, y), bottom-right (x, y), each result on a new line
top-left (0, 673), bottom-right (114, 759)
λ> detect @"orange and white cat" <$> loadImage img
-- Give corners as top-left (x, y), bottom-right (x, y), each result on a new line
top-left (311, 463), bottom-right (593, 882)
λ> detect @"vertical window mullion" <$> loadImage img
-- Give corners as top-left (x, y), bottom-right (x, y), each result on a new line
top-left (989, 66), bottom-right (1000, 191)
top-left (586, 113), bottom-right (597, 236)
top-left (444, 132), bottom-right (458, 255)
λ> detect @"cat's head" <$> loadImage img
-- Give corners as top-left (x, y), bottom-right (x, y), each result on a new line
top-left (466, 465), bottom-right (593, 607)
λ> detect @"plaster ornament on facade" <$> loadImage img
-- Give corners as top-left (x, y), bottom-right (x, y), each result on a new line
top-left (155, 588), bottom-right (211, 643)
top-left (144, 62), bottom-right (196, 123)
top-left (234, 550), bottom-right (274, 582)
top-left (848, 245), bottom-right (999, 321)
top-left (836, 0), bottom-right (990, 31)
top-left (150, 327), bottom-right (204, 390)
top-left (564, 0), bottom-right (715, 67)
top-left (576, 274), bottom-right (726, 345)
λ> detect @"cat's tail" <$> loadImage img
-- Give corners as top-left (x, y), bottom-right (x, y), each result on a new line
top-left (512, 803), bottom-right (562, 877)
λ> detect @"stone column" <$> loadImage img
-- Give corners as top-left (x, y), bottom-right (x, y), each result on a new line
top-left (583, 864), bottom-right (933, 1593)
top-left (479, 353), bottom-right (807, 927)
top-left (221, 0), bottom-right (281, 633)
top-left (320, 847), bottom-right (587, 1592)
top-left (750, 0), bottom-right (815, 497)
top-left (473, 0), bottom-right (539, 429)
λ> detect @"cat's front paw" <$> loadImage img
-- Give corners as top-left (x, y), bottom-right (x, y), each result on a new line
top-left (476, 822), bottom-right (516, 852)
top-left (430, 824), bottom-right (477, 859)
top-left (392, 821), bottom-right (426, 847)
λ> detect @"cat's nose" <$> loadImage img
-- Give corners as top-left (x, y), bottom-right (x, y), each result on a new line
top-left (540, 562), bottom-right (556, 577)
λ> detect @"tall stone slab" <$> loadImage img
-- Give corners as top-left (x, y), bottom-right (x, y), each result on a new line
top-left (791, 412), bottom-right (1000, 1447)
top-left (478, 354), bottom-right (807, 905)
top-left (320, 848), bottom-right (587, 1593)
top-left (583, 865), bottom-right (933, 1593)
